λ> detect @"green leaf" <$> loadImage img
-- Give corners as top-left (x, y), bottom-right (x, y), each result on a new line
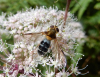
top-left (87, 11), bottom-right (100, 25)
top-left (71, 0), bottom-right (93, 19)
top-left (78, 0), bottom-right (93, 19)
top-left (71, 0), bottom-right (83, 13)
top-left (94, 2), bottom-right (100, 9)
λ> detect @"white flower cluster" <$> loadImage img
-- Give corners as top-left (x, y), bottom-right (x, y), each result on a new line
top-left (0, 39), bottom-right (7, 52)
top-left (0, 13), bottom-right (6, 26)
top-left (0, 7), bottom-right (86, 77)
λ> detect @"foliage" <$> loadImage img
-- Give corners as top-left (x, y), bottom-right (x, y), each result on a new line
top-left (70, 0), bottom-right (100, 77)
top-left (0, 0), bottom-right (66, 15)
top-left (70, 0), bottom-right (93, 19)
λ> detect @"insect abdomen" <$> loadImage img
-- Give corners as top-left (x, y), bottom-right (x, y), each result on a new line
top-left (38, 38), bottom-right (51, 55)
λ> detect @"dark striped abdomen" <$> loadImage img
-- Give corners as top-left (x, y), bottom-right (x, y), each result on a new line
top-left (38, 38), bottom-right (51, 55)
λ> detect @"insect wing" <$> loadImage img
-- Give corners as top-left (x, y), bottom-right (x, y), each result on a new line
top-left (23, 31), bottom-right (50, 35)
top-left (15, 32), bottom-right (43, 43)
top-left (52, 39), bottom-right (67, 67)
top-left (23, 32), bottom-right (43, 35)
top-left (23, 32), bottom-right (46, 58)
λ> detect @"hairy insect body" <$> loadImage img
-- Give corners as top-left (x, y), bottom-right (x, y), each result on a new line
top-left (38, 38), bottom-right (51, 55)
top-left (23, 25), bottom-right (66, 66)
top-left (38, 26), bottom-right (59, 55)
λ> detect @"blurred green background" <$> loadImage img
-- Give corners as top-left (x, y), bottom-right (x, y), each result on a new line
top-left (0, 0), bottom-right (100, 77)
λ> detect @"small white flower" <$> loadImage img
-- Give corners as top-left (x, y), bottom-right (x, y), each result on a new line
top-left (6, 54), bottom-right (15, 62)
top-left (46, 72), bottom-right (54, 77)
top-left (24, 66), bottom-right (32, 74)
top-left (27, 45), bottom-right (34, 51)
top-left (19, 65), bottom-right (23, 70)
top-left (20, 43), bottom-right (26, 48)
top-left (0, 74), bottom-right (4, 77)
top-left (0, 39), bottom-right (7, 52)
top-left (14, 43), bottom-right (19, 48)
top-left (12, 70), bottom-right (18, 77)
top-left (56, 72), bottom-right (69, 77)
top-left (62, 72), bottom-right (68, 77)
top-left (71, 64), bottom-right (81, 75)
top-left (5, 68), bottom-right (9, 73)
top-left (30, 60), bottom-right (38, 67)
top-left (10, 29), bottom-right (17, 34)
top-left (3, 68), bottom-right (10, 76)
top-left (0, 14), bottom-right (6, 25)
top-left (50, 59), bottom-right (60, 67)
top-left (52, 60), bottom-right (58, 66)
top-left (19, 74), bottom-right (27, 77)
top-left (19, 26), bottom-right (23, 30)
top-left (42, 59), bottom-right (47, 66)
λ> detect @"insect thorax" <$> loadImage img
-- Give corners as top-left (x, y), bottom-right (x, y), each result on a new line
top-left (47, 29), bottom-right (56, 40)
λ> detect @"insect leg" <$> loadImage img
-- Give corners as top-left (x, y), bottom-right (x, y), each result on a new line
top-left (54, 39), bottom-right (67, 67)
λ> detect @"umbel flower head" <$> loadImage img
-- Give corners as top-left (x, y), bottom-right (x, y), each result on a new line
top-left (0, 6), bottom-right (86, 77)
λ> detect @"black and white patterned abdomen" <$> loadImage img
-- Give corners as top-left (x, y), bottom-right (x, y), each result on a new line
top-left (38, 38), bottom-right (51, 55)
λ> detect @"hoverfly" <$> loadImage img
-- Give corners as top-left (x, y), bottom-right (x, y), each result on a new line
top-left (23, 25), bottom-right (67, 66)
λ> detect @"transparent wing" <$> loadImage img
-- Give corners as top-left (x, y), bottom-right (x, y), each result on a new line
top-left (18, 32), bottom-right (46, 59)
top-left (23, 32), bottom-right (43, 35)
top-left (14, 32), bottom-right (47, 43)
top-left (51, 39), bottom-right (67, 67)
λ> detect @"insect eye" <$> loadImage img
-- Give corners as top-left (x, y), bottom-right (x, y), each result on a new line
top-left (56, 28), bottom-right (59, 32)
